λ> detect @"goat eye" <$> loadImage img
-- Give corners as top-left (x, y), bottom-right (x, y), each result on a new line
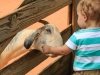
top-left (46, 28), bottom-right (51, 33)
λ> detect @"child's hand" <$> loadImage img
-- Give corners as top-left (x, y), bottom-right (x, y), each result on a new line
top-left (42, 44), bottom-right (51, 54)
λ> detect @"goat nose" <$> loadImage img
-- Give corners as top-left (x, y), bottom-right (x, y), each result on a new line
top-left (24, 40), bottom-right (33, 49)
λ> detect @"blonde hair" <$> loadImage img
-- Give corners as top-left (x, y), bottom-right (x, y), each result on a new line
top-left (77, 0), bottom-right (100, 23)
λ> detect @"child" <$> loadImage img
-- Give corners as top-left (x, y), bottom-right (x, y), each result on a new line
top-left (42, 0), bottom-right (100, 75)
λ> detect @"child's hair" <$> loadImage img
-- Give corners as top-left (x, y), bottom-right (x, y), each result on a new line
top-left (77, 0), bottom-right (100, 23)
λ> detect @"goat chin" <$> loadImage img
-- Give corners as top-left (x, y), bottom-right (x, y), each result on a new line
top-left (45, 54), bottom-right (58, 57)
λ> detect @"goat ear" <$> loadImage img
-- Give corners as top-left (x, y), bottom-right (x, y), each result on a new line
top-left (24, 26), bottom-right (44, 49)
top-left (24, 30), bottom-right (40, 49)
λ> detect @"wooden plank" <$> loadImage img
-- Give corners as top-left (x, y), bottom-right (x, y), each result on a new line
top-left (0, 50), bottom-right (48, 75)
top-left (0, 25), bottom-right (72, 75)
top-left (53, 53), bottom-right (73, 75)
top-left (39, 54), bottom-right (71, 75)
top-left (0, 0), bottom-right (72, 53)
top-left (18, 0), bottom-right (37, 7)
top-left (61, 25), bottom-right (72, 43)
top-left (68, 4), bottom-right (72, 25)
top-left (71, 1), bottom-right (81, 74)
top-left (72, 0), bottom-right (80, 32)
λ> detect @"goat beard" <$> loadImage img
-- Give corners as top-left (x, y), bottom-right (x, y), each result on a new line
top-left (45, 54), bottom-right (58, 58)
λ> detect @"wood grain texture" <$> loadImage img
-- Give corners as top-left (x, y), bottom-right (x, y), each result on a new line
top-left (0, 0), bottom-right (72, 53)
top-left (72, 0), bottom-right (80, 32)
top-left (0, 50), bottom-right (48, 75)
top-left (39, 54), bottom-right (71, 75)
top-left (18, 0), bottom-right (37, 7)
top-left (71, 1), bottom-right (81, 74)
top-left (0, 25), bottom-right (72, 75)
top-left (61, 25), bottom-right (72, 43)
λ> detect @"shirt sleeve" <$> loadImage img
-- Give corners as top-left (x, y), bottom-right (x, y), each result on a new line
top-left (65, 33), bottom-right (78, 50)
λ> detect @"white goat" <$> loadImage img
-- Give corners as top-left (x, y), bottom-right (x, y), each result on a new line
top-left (0, 20), bottom-right (63, 69)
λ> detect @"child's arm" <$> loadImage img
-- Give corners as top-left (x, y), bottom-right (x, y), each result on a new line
top-left (42, 44), bottom-right (72, 55)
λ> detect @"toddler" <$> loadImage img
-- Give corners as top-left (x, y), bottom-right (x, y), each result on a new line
top-left (42, 0), bottom-right (100, 75)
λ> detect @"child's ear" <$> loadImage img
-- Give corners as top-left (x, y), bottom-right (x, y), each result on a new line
top-left (82, 11), bottom-right (87, 21)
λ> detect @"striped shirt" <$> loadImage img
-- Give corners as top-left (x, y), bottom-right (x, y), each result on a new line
top-left (65, 28), bottom-right (100, 71)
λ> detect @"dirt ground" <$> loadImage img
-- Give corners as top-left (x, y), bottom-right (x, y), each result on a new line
top-left (0, 0), bottom-right (69, 74)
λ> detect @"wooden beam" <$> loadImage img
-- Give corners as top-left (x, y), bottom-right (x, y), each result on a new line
top-left (70, 1), bottom-right (81, 74)
top-left (18, 0), bottom-right (37, 7)
top-left (0, 50), bottom-right (48, 75)
top-left (61, 25), bottom-right (72, 43)
top-left (0, 0), bottom-right (72, 53)
top-left (39, 54), bottom-right (71, 75)
top-left (72, 0), bottom-right (80, 32)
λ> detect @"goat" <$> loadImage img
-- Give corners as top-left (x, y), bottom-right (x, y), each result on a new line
top-left (0, 20), bottom-right (63, 69)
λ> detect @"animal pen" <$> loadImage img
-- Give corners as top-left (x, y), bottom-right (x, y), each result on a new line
top-left (0, 0), bottom-right (80, 75)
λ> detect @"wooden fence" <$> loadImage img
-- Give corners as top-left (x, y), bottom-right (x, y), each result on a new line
top-left (0, 0), bottom-right (80, 75)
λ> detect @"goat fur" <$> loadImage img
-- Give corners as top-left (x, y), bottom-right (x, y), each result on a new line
top-left (0, 20), bottom-right (63, 69)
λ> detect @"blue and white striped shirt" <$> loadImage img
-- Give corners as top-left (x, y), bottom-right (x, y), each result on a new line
top-left (65, 28), bottom-right (100, 71)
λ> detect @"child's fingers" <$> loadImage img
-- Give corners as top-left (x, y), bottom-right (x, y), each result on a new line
top-left (41, 45), bottom-right (49, 54)
top-left (41, 44), bottom-right (45, 50)
top-left (41, 44), bottom-right (45, 53)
